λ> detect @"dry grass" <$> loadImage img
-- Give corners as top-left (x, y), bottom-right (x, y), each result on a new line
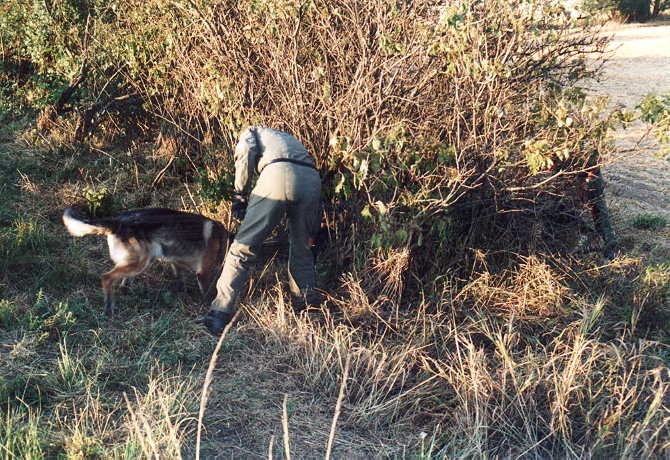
top-left (191, 257), bottom-right (669, 457)
top-left (123, 368), bottom-right (198, 459)
top-left (458, 255), bottom-right (571, 320)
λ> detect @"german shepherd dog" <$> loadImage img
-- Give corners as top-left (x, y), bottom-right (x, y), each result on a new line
top-left (63, 207), bottom-right (228, 315)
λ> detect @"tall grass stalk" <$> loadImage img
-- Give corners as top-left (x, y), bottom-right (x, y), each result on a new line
top-left (1, 406), bottom-right (43, 459)
top-left (282, 394), bottom-right (291, 460)
top-left (325, 352), bottom-right (351, 460)
top-left (195, 310), bottom-right (240, 460)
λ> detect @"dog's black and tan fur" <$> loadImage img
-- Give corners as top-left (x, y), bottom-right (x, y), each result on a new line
top-left (63, 207), bottom-right (228, 315)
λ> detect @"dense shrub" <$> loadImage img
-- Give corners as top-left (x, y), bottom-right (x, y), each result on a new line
top-left (638, 93), bottom-right (670, 159)
top-left (2, 0), bottom-right (614, 289)
top-left (581, 0), bottom-right (669, 20)
top-left (615, 0), bottom-right (651, 19)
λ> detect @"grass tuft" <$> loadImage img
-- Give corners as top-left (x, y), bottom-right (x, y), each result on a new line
top-left (123, 367), bottom-right (198, 459)
top-left (0, 405), bottom-right (44, 458)
top-left (631, 213), bottom-right (669, 230)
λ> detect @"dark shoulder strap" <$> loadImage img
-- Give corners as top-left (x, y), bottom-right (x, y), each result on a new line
top-left (250, 126), bottom-right (264, 173)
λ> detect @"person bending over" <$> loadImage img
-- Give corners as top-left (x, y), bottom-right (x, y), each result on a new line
top-left (204, 126), bottom-right (321, 335)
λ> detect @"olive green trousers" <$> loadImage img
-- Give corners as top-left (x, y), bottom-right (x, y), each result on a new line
top-left (211, 162), bottom-right (321, 313)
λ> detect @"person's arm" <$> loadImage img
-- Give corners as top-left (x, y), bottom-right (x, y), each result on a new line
top-left (234, 127), bottom-right (260, 197)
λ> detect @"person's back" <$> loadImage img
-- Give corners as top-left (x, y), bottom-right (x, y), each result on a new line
top-left (253, 127), bottom-right (314, 167)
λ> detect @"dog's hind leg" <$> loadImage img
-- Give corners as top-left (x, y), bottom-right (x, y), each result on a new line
top-left (101, 259), bottom-right (151, 315)
top-left (170, 262), bottom-right (189, 292)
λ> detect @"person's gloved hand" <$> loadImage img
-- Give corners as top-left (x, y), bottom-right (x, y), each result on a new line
top-left (231, 194), bottom-right (247, 220)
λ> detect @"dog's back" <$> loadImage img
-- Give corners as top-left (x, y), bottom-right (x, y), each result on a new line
top-left (109, 208), bottom-right (223, 263)
top-left (63, 207), bottom-right (227, 314)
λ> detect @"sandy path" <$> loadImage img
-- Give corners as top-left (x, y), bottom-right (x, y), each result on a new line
top-left (589, 22), bottom-right (670, 221)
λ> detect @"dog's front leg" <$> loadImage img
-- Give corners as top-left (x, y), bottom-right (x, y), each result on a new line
top-left (196, 271), bottom-right (211, 301)
top-left (170, 263), bottom-right (186, 292)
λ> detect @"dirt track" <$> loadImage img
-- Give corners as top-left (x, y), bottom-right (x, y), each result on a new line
top-left (590, 22), bottom-right (670, 221)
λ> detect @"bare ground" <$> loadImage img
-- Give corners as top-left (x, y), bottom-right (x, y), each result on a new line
top-left (589, 20), bottom-right (670, 256)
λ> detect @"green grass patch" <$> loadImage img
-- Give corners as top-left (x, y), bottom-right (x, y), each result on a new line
top-left (642, 263), bottom-right (670, 299)
top-left (0, 374), bottom-right (44, 409)
top-left (46, 341), bottom-right (91, 400)
top-left (631, 213), bottom-right (669, 231)
top-left (0, 217), bottom-right (64, 283)
top-left (0, 406), bottom-right (44, 458)
top-left (0, 299), bottom-right (20, 328)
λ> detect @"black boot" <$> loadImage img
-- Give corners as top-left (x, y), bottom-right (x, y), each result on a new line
top-left (203, 310), bottom-right (234, 336)
top-left (291, 295), bottom-right (308, 313)
top-left (290, 289), bottom-right (322, 314)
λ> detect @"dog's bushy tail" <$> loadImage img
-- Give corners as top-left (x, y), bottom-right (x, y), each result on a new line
top-left (62, 207), bottom-right (114, 237)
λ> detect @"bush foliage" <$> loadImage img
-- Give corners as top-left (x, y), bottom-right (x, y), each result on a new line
top-left (1, 0), bottom-right (615, 286)
top-left (581, 0), bottom-right (670, 20)
top-left (638, 93), bottom-right (670, 159)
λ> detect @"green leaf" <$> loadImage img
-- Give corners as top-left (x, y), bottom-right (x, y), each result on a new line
top-left (361, 204), bottom-right (373, 220)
